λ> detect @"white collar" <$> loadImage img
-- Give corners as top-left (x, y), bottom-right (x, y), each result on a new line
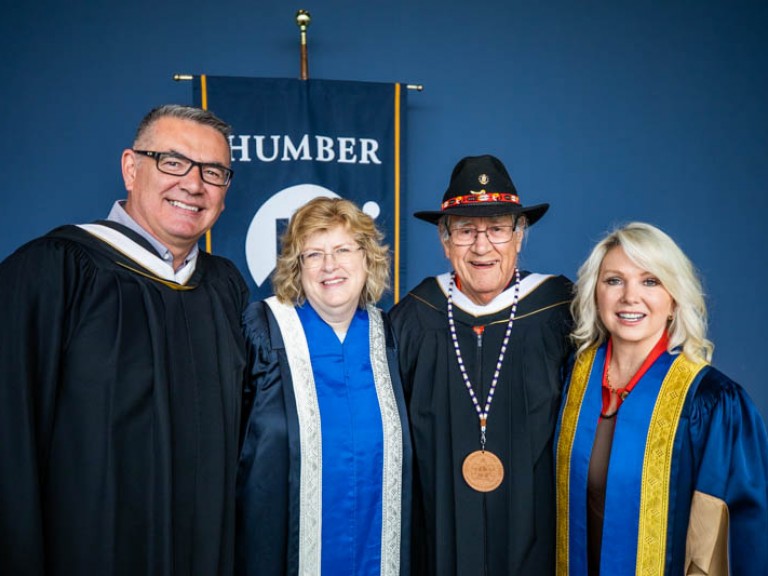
top-left (77, 223), bottom-right (197, 285)
top-left (435, 271), bottom-right (553, 316)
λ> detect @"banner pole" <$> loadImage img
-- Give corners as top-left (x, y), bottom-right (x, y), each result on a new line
top-left (296, 10), bottom-right (311, 80)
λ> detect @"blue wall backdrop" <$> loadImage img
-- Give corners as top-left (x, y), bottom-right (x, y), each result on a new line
top-left (2, 2), bottom-right (766, 417)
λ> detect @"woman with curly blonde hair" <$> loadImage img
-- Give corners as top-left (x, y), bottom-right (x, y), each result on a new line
top-left (555, 222), bottom-right (768, 575)
top-left (237, 196), bottom-right (412, 576)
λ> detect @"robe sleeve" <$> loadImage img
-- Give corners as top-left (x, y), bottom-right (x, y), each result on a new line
top-left (687, 371), bottom-right (768, 574)
top-left (236, 301), bottom-right (292, 575)
top-left (0, 236), bottom-right (91, 575)
top-left (387, 296), bottom-right (424, 400)
top-left (238, 301), bottom-right (283, 475)
top-left (387, 297), bottom-right (429, 575)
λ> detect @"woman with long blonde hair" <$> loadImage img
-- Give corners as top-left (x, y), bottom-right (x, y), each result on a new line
top-left (555, 222), bottom-right (768, 575)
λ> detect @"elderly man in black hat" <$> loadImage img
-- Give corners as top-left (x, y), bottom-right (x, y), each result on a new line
top-left (389, 154), bottom-right (572, 575)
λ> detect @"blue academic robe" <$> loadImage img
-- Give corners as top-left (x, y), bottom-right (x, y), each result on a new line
top-left (555, 344), bottom-right (768, 575)
top-left (237, 297), bottom-right (412, 576)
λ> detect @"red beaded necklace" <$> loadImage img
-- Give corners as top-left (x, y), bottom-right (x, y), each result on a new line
top-left (600, 331), bottom-right (669, 419)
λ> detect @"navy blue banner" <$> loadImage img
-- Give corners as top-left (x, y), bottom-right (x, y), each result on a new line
top-left (193, 76), bottom-right (407, 308)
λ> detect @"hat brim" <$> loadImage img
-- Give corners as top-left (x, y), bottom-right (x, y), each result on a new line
top-left (414, 202), bottom-right (550, 227)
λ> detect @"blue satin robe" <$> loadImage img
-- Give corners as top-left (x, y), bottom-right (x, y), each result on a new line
top-left (555, 344), bottom-right (768, 575)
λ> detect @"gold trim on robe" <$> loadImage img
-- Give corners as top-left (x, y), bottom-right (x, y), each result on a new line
top-left (637, 353), bottom-right (707, 574)
top-left (556, 346), bottom-right (708, 575)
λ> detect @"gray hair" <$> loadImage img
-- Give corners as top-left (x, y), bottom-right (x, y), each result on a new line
top-left (133, 104), bottom-right (231, 148)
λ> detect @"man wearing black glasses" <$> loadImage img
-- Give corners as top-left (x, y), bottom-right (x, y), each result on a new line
top-left (0, 105), bottom-right (248, 575)
top-left (390, 154), bottom-right (573, 575)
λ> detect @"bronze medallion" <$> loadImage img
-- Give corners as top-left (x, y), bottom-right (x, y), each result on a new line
top-left (462, 450), bottom-right (504, 492)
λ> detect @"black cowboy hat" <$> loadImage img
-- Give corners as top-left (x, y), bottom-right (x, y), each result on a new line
top-left (414, 154), bottom-right (550, 226)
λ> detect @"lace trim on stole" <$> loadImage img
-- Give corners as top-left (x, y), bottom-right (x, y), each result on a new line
top-left (368, 306), bottom-right (403, 576)
top-left (265, 298), bottom-right (403, 576)
top-left (556, 347), bottom-right (707, 575)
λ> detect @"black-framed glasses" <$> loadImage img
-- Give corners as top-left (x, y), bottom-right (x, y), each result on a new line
top-left (299, 246), bottom-right (363, 269)
top-left (449, 224), bottom-right (517, 246)
top-left (133, 150), bottom-right (233, 186)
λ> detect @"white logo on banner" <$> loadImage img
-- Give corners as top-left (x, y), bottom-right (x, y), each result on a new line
top-left (244, 184), bottom-right (381, 287)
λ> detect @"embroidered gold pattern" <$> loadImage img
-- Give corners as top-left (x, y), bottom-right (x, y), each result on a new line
top-left (555, 347), bottom-right (597, 576)
top-left (556, 348), bottom-right (707, 575)
top-left (636, 354), bottom-right (706, 574)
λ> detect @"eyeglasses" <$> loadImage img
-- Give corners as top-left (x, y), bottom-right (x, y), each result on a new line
top-left (300, 246), bottom-right (363, 269)
top-left (449, 225), bottom-right (517, 246)
top-left (133, 150), bottom-right (233, 186)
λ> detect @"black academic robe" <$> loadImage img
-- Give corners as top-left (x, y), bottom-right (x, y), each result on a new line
top-left (389, 272), bottom-right (572, 576)
top-left (0, 224), bottom-right (248, 576)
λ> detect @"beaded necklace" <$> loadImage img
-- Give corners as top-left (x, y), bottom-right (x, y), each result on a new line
top-left (447, 268), bottom-right (521, 492)
top-left (600, 331), bottom-right (669, 419)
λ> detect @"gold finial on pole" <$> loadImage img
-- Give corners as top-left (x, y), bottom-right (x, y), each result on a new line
top-left (296, 9), bottom-right (311, 80)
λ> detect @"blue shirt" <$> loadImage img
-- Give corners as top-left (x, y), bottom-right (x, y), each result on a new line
top-left (297, 304), bottom-right (385, 576)
top-left (107, 200), bottom-right (199, 269)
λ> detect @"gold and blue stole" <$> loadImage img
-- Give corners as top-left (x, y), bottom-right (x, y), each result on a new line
top-left (556, 344), bottom-right (707, 575)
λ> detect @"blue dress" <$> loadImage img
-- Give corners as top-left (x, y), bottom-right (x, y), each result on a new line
top-left (237, 297), bottom-right (412, 576)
